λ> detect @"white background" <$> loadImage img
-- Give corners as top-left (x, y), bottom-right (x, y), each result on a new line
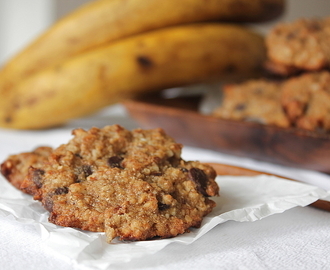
top-left (0, 0), bottom-right (329, 66)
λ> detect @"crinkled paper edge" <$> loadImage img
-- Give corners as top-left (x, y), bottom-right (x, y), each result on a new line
top-left (0, 174), bottom-right (329, 270)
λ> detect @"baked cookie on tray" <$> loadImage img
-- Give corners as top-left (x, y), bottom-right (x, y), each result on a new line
top-left (1, 125), bottom-right (219, 242)
top-left (265, 17), bottom-right (330, 75)
top-left (281, 71), bottom-right (330, 132)
top-left (212, 79), bottom-right (290, 128)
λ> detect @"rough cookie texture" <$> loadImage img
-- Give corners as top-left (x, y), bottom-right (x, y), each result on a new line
top-left (212, 71), bottom-right (330, 133)
top-left (213, 79), bottom-right (290, 128)
top-left (281, 71), bottom-right (330, 131)
top-left (266, 17), bottom-right (330, 75)
top-left (0, 146), bottom-right (52, 191)
top-left (4, 125), bottom-right (219, 242)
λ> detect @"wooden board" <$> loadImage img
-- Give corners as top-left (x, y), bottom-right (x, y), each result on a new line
top-left (207, 162), bottom-right (330, 212)
top-left (124, 94), bottom-right (330, 173)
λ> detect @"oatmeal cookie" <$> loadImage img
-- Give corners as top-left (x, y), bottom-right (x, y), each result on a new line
top-left (281, 71), bottom-right (330, 131)
top-left (266, 17), bottom-right (330, 75)
top-left (18, 125), bottom-right (219, 242)
top-left (1, 146), bottom-right (52, 191)
top-left (213, 79), bottom-right (290, 128)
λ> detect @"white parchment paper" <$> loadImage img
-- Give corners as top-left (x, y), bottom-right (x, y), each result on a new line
top-left (0, 174), bottom-right (329, 270)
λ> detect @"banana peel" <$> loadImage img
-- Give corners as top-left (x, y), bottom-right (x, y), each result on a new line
top-left (0, 24), bottom-right (266, 129)
top-left (0, 0), bottom-right (284, 94)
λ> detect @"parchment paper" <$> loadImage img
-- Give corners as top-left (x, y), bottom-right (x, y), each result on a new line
top-left (0, 174), bottom-right (329, 270)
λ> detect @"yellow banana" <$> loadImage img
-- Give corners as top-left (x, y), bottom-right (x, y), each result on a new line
top-left (0, 24), bottom-right (266, 129)
top-left (0, 0), bottom-right (284, 93)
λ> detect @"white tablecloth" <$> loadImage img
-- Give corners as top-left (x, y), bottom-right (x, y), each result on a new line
top-left (0, 104), bottom-right (329, 270)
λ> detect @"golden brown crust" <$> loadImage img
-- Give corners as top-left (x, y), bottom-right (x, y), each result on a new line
top-left (17, 125), bottom-right (219, 242)
top-left (213, 71), bottom-right (330, 133)
top-left (281, 71), bottom-right (330, 131)
top-left (1, 146), bottom-right (52, 191)
top-left (266, 17), bottom-right (330, 75)
top-left (213, 79), bottom-right (290, 128)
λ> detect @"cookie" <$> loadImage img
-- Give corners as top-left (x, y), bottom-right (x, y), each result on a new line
top-left (1, 146), bottom-right (52, 191)
top-left (266, 17), bottom-right (330, 75)
top-left (213, 79), bottom-right (290, 128)
top-left (281, 71), bottom-right (330, 131)
top-left (17, 125), bottom-right (219, 242)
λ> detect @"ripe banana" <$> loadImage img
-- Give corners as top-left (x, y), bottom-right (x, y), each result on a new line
top-left (0, 23), bottom-right (266, 129)
top-left (0, 0), bottom-right (284, 94)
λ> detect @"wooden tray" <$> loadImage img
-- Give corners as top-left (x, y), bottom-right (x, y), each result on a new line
top-left (123, 93), bottom-right (330, 173)
top-left (208, 162), bottom-right (330, 212)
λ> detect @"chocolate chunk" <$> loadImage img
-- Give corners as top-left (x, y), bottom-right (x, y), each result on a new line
top-left (235, 103), bottom-right (246, 111)
top-left (43, 196), bottom-right (54, 212)
top-left (32, 169), bottom-right (45, 188)
top-left (158, 202), bottom-right (170, 211)
top-left (82, 164), bottom-right (93, 177)
top-left (307, 21), bottom-right (321, 32)
top-left (188, 168), bottom-right (209, 197)
top-left (54, 187), bottom-right (69, 195)
top-left (107, 156), bottom-right (123, 168)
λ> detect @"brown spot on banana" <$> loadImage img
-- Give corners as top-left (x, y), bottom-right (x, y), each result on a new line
top-left (0, 0), bottom-right (284, 97)
top-left (0, 24), bottom-right (267, 129)
top-left (136, 56), bottom-right (154, 69)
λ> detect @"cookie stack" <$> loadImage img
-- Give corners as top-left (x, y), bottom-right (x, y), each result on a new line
top-left (213, 17), bottom-right (330, 133)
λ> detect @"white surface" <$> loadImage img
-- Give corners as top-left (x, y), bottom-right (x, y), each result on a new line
top-left (0, 104), bottom-right (330, 270)
top-left (0, 0), bottom-right (329, 66)
top-left (0, 0), bottom-right (54, 65)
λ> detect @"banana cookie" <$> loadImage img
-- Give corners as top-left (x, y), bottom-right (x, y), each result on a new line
top-left (1, 146), bottom-right (52, 191)
top-left (281, 71), bottom-right (330, 131)
top-left (2, 125), bottom-right (219, 242)
top-left (212, 79), bottom-right (290, 128)
top-left (265, 17), bottom-right (330, 75)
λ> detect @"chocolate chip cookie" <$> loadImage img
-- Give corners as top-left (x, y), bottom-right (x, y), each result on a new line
top-left (213, 79), bottom-right (290, 128)
top-left (3, 125), bottom-right (219, 242)
top-left (266, 17), bottom-right (330, 75)
top-left (1, 146), bottom-right (52, 191)
top-left (281, 71), bottom-right (330, 131)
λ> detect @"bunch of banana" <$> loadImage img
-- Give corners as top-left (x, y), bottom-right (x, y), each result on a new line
top-left (0, 0), bottom-right (285, 129)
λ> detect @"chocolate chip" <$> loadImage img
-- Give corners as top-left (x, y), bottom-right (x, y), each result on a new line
top-left (136, 56), bottom-right (153, 68)
top-left (43, 196), bottom-right (54, 212)
top-left (235, 103), bottom-right (246, 111)
top-left (307, 22), bottom-right (321, 32)
top-left (158, 202), bottom-right (170, 211)
top-left (74, 153), bottom-right (82, 158)
top-left (82, 165), bottom-right (93, 177)
top-left (32, 169), bottom-right (45, 188)
top-left (253, 87), bottom-right (263, 95)
top-left (107, 156), bottom-right (123, 168)
top-left (188, 168), bottom-right (209, 197)
top-left (54, 187), bottom-right (69, 195)
top-left (286, 32), bottom-right (297, 40)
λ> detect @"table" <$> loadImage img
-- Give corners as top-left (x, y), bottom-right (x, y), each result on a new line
top-left (0, 104), bottom-right (329, 270)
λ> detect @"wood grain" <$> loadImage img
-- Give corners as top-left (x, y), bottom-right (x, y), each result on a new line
top-left (124, 94), bottom-right (330, 173)
top-left (207, 162), bottom-right (330, 212)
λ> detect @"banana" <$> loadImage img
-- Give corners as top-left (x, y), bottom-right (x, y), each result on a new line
top-left (0, 24), bottom-right (266, 129)
top-left (0, 0), bottom-right (284, 94)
